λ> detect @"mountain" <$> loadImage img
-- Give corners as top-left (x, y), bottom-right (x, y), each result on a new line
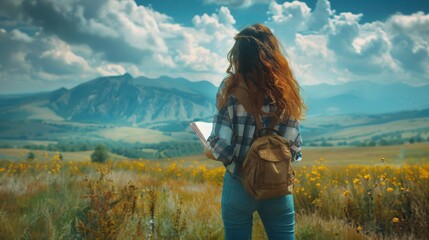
top-left (1, 74), bottom-right (428, 126)
top-left (1, 75), bottom-right (428, 148)
top-left (302, 81), bottom-right (429, 116)
top-left (0, 73), bottom-right (218, 126)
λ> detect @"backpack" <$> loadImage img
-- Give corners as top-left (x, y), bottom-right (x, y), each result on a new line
top-left (234, 77), bottom-right (294, 200)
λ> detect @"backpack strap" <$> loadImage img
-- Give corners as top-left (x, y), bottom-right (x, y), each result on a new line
top-left (234, 75), bottom-right (263, 130)
top-left (235, 75), bottom-right (283, 136)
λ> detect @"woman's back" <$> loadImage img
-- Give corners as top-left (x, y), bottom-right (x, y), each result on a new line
top-left (205, 23), bottom-right (305, 240)
top-left (211, 77), bottom-right (302, 175)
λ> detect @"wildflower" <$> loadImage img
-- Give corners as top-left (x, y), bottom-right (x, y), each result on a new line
top-left (353, 178), bottom-right (360, 185)
top-left (316, 183), bottom-right (321, 187)
top-left (419, 168), bottom-right (429, 179)
top-left (392, 217), bottom-right (400, 223)
top-left (387, 187), bottom-right (394, 192)
top-left (381, 157), bottom-right (385, 163)
top-left (357, 226), bottom-right (363, 232)
top-left (343, 190), bottom-right (350, 197)
top-left (363, 174), bottom-right (371, 181)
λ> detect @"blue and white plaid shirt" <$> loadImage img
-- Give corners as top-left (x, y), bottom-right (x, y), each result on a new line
top-left (207, 80), bottom-right (303, 176)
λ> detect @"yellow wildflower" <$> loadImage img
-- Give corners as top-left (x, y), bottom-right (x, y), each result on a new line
top-left (357, 226), bottom-right (363, 232)
top-left (353, 178), bottom-right (360, 185)
top-left (363, 174), bottom-right (371, 181)
top-left (392, 217), bottom-right (400, 223)
top-left (387, 187), bottom-right (394, 192)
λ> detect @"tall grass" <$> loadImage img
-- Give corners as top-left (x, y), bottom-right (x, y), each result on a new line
top-left (0, 151), bottom-right (428, 239)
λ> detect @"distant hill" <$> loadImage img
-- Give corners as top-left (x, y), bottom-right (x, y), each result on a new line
top-left (0, 73), bottom-right (217, 126)
top-left (302, 81), bottom-right (429, 116)
top-left (0, 74), bottom-right (428, 152)
top-left (1, 74), bottom-right (429, 126)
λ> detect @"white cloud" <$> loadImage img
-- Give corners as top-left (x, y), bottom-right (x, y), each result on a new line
top-left (168, 6), bottom-right (236, 83)
top-left (96, 63), bottom-right (126, 76)
top-left (10, 29), bottom-right (33, 43)
top-left (289, 34), bottom-right (340, 85)
top-left (0, 0), bottom-right (239, 93)
top-left (0, 0), bottom-right (428, 94)
top-left (386, 12), bottom-right (429, 76)
top-left (307, 0), bottom-right (333, 32)
top-left (203, 0), bottom-right (274, 8)
top-left (267, 1), bottom-right (311, 44)
top-left (269, 1), bottom-right (311, 24)
top-left (266, 0), bottom-right (429, 86)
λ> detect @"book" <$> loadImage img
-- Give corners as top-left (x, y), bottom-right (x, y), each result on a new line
top-left (190, 121), bottom-right (213, 144)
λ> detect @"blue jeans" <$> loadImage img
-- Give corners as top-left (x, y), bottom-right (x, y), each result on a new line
top-left (221, 171), bottom-right (295, 240)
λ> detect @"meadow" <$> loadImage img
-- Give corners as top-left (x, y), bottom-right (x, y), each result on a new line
top-left (0, 144), bottom-right (428, 239)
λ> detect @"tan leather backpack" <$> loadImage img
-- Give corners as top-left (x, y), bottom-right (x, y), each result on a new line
top-left (235, 76), bottom-right (294, 200)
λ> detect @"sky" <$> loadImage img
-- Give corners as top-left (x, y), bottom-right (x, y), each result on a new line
top-left (0, 0), bottom-right (428, 94)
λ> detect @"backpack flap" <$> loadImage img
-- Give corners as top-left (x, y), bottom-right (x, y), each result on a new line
top-left (258, 145), bottom-right (290, 162)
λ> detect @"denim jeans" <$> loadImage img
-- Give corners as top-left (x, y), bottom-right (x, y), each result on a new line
top-left (221, 171), bottom-right (295, 240)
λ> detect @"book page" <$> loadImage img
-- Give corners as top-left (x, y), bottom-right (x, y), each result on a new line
top-left (190, 121), bottom-right (213, 144)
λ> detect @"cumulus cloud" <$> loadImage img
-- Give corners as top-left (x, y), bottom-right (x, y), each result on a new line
top-left (266, 0), bottom-right (429, 86)
top-left (267, 1), bottom-right (310, 44)
top-left (203, 0), bottom-right (274, 8)
top-left (386, 12), bottom-right (429, 75)
top-left (0, 0), bottom-right (428, 94)
top-left (0, 0), bottom-right (239, 93)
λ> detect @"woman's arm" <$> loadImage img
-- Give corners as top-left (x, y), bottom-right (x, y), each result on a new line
top-left (282, 119), bottom-right (303, 162)
top-left (205, 83), bottom-right (235, 164)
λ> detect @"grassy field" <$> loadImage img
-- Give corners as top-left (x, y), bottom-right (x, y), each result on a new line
top-left (0, 144), bottom-right (428, 239)
top-left (2, 142), bottom-right (428, 164)
top-left (301, 143), bottom-right (429, 166)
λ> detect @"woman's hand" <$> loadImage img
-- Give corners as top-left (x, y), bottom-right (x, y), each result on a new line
top-left (204, 143), bottom-right (216, 160)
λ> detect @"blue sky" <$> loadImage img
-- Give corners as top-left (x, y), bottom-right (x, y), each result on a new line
top-left (0, 0), bottom-right (428, 94)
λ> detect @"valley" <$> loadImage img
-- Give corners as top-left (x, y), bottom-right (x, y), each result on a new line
top-left (0, 73), bottom-right (428, 159)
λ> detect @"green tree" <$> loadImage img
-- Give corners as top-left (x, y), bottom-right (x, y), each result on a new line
top-left (27, 151), bottom-right (35, 161)
top-left (91, 145), bottom-right (109, 163)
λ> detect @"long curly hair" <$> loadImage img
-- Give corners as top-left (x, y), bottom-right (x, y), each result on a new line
top-left (218, 24), bottom-right (306, 120)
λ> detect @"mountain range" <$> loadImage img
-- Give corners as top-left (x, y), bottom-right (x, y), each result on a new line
top-left (303, 81), bottom-right (429, 116)
top-left (0, 74), bottom-right (217, 126)
top-left (1, 73), bottom-right (429, 126)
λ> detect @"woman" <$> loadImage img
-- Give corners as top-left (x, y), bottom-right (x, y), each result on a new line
top-left (205, 24), bottom-right (306, 239)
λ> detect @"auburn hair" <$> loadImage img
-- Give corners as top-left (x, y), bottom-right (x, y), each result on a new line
top-left (218, 24), bottom-right (306, 120)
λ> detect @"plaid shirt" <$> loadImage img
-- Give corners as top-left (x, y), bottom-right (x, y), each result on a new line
top-left (207, 80), bottom-right (303, 175)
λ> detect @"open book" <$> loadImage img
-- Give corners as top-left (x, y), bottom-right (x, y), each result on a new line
top-left (190, 121), bottom-right (213, 144)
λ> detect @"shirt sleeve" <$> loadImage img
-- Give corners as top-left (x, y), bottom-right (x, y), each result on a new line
top-left (206, 83), bottom-right (235, 165)
top-left (283, 119), bottom-right (303, 162)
